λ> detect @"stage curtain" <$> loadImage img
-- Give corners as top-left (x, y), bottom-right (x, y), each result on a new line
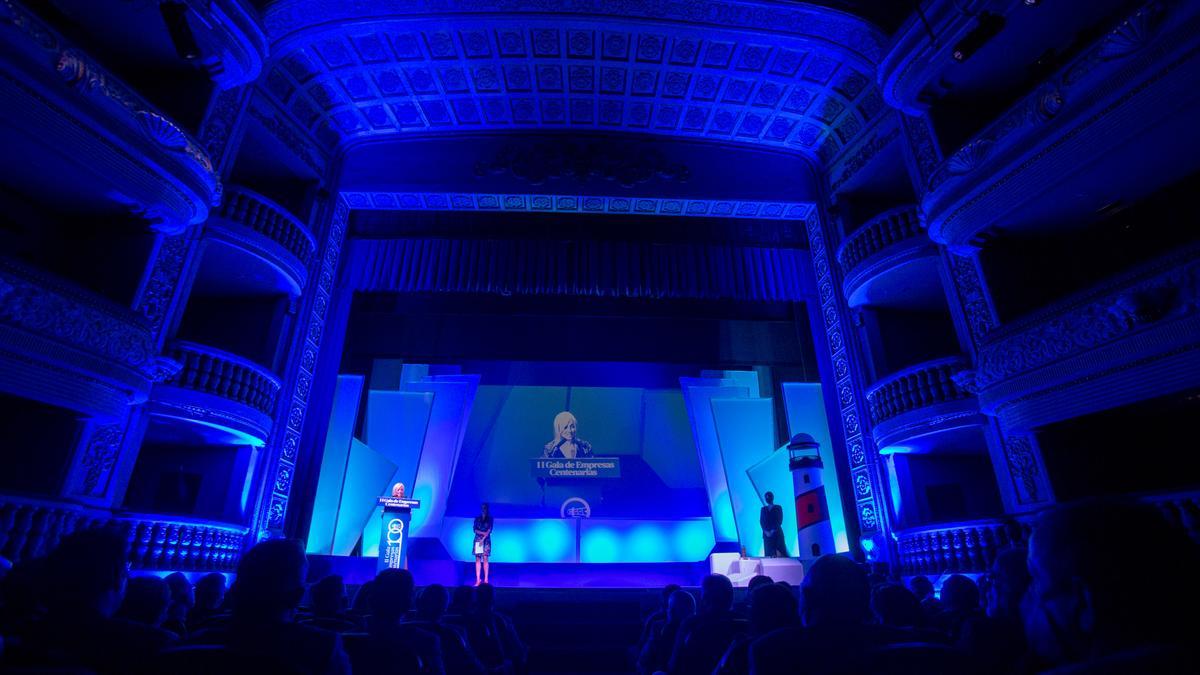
top-left (347, 238), bottom-right (808, 302)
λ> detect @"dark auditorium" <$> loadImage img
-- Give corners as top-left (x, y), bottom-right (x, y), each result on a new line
top-left (2, 0), bottom-right (1199, 673)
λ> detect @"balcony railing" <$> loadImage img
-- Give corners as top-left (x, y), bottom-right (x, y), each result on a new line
top-left (897, 489), bottom-right (1200, 576)
top-left (164, 341), bottom-right (280, 417)
top-left (866, 357), bottom-right (972, 427)
top-left (0, 495), bottom-right (246, 571)
top-left (896, 517), bottom-right (1030, 576)
top-left (217, 186), bottom-right (316, 269)
top-left (836, 206), bottom-right (923, 277)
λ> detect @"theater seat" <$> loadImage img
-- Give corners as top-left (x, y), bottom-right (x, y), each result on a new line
top-left (859, 642), bottom-right (973, 674)
top-left (152, 645), bottom-right (308, 675)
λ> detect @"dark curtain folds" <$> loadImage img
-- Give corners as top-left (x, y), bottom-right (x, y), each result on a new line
top-left (347, 238), bottom-right (808, 302)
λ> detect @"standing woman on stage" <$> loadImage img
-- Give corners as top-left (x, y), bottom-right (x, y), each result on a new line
top-left (474, 502), bottom-right (493, 586)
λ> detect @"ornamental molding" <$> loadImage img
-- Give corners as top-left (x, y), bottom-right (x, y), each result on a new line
top-left (183, 0), bottom-right (270, 90)
top-left (1002, 434), bottom-right (1044, 504)
top-left (475, 139), bottom-right (689, 188)
top-left (263, 1), bottom-right (887, 65)
top-left (0, 0), bottom-right (221, 233)
top-left (257, 3), bottom-right (887, 162)
top-left (246, 94), bottom-right (327, 174)
top-left (947, 252), bottom-right (998, 346)
top-left (342, 190), bottom-right (811, 220)
top-left (0, 257), bottom-right (160, 380)
top-left (259, 198), bottom-right (350, 535)
top-left (975, 244), bottom-right (1200, 391)
top-left (924, 0), bottom-right (1200, 247)
top-left (878, 0), bottom-right (1001, 115)
top-left (805, 210), bottom-right (885, 535)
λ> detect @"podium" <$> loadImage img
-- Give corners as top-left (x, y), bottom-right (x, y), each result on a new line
top-left (376, 497), bottom-right (421, 572)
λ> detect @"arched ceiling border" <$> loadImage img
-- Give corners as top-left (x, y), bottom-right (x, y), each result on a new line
top-left (339, 190), bottom-right (813, 221)
top-left (257, 0), bottom-right (889, 165)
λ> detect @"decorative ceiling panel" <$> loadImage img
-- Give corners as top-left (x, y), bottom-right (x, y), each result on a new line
top-left (261, 1), bottom-right (888, 163)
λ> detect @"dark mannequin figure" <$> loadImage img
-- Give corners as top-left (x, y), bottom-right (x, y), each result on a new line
top-left (760, 492), bottom-right (786, 558)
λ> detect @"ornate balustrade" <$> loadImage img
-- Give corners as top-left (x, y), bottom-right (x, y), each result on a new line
top-left (163, 341), bottom-right (280, 418)
top-left (211, 187), bottom-right (316, 291)
top-left (923, 0), bottom-right (1200, 249)
top-left (0, 0), bottom-right (220, 233)
top-left (968, 243), bottom-right (1200, 429)
top-left (835, 206), bottom-right (932, 305)
top-left (837, 206), bottom-right (923, 276)
top-left (897, 489), bottom-right (1200, 577)
top-left (866, 357), bottom-right (982, 449)
top-left (0, 256), bottom-right (176, 418)
top-left (0, 495), bottom-right (246, 571)
top-left (896, 517), bottom-right (1030, 577)
top-left (218, 187), bottom-right (315, 267)
top-left (867, 357), bottom-right (972, 427)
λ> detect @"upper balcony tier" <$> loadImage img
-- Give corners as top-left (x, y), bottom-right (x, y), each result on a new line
top-left (836, 206), bottom-right (940, 309)
top-left (0, 0), bottom-right (220, 234)
top-left (922, 0), bottom-right (1200, 251)
top-left (47, 0), bottom-right (268, 91)
top-left (207, 186), bottom-right (316, 295)
top-left (0, 255), bottom-right (175, 419)
top-left (0, 493), bottom-right (247, 572)
top-left (866, 356), bottom-right (985, 451)
top-left (965, 242), bottom-right (1200, 431)
top-left (149, 340), bottom-right (281, 446)
top-left (879, 0), bottom-right (1133, 117)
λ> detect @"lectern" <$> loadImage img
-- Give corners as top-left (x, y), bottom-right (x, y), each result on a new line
top-left (376, 496), bottom-right (421, 572)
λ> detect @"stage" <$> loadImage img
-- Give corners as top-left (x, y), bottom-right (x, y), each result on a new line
top-left (308, 554), bottom-right (711, 588)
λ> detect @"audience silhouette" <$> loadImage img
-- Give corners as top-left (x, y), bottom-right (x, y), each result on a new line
top-left (186, 537), bottom-right (350, 674)
top-left (667, 573), bottom-right (746, 674)
top-left (638, 588), bottom-right (694, 675)
top-left (1023, 500), bottom-right (1200, 673)
top-left (3, 499), bottom-right (1199, 675)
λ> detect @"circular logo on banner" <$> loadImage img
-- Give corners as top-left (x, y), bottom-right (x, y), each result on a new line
top-left (560, 497), bottom-right (591, 518)
top-left (386, 518), bottom-right (405, 544)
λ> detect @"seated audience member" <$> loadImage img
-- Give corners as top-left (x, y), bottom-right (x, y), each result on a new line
top-left (639, 583), bottom-right (681, 647)
top-left (750, 554), bottom-right (927, 675)
top-left (163, 572), bottom-right (194, 636)
top-left (350, 579), bottom-right (375, 617)
top-left (0, 559), bottom-right (43, 635)
top-left (734, 575), bottom-right (774, 616)
top-left (6, 528), bottom-right (176, 674)
top-left (187, 538), bottom-right (350, 675)
top-left (413, 583), bottom-right (485, 675)
top-left (363, 568), bottom-right (443, 674)
top-left (118, 576), bottom-right (172, 630)
top-left (909, 575), bottom-right (942, 617)
top-left (935, 574), bottom-right (983, 642)
top-left (466, 582), bottom-right (526, 673)
top-left (1024, 500), bottom-right (1200, 674)
top-left (638, 589), bottom-right (694, 675)
top-left (189, 572), bottom-right (227, 628)
top-left (959, 547), bottom-right (1030, 675)
top-left (305, 575), bottom-right (358, 632)
top-left (667, 573), bottom-right (746, 674)
top-left (447, 585), bottom-right (474, 617)
top-left (716, 582), bottom-right (798, 675)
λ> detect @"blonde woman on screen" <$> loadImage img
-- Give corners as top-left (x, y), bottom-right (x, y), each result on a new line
top-left (542, 411), bottom-right (593, 459)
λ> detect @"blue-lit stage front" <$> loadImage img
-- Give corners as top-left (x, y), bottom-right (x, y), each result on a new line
top-left (304, 360), bottom-right (848, 587)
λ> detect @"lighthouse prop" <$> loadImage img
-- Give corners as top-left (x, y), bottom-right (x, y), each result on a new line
top-left (788, 433), bottom-right (836, 560)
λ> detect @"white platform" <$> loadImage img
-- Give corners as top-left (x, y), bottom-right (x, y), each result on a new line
top-left (708, 553), bottom-right (805, 587)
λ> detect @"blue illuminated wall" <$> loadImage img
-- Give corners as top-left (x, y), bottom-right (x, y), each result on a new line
top-left (446, 361), bottom-right (707, 519)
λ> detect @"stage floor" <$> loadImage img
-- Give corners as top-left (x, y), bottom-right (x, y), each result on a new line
top-left (307, 555), bottom-right (709, 588)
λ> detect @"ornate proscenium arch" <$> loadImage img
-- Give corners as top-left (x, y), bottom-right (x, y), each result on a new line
top-left (260, 0), bottom-right (887, 163)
